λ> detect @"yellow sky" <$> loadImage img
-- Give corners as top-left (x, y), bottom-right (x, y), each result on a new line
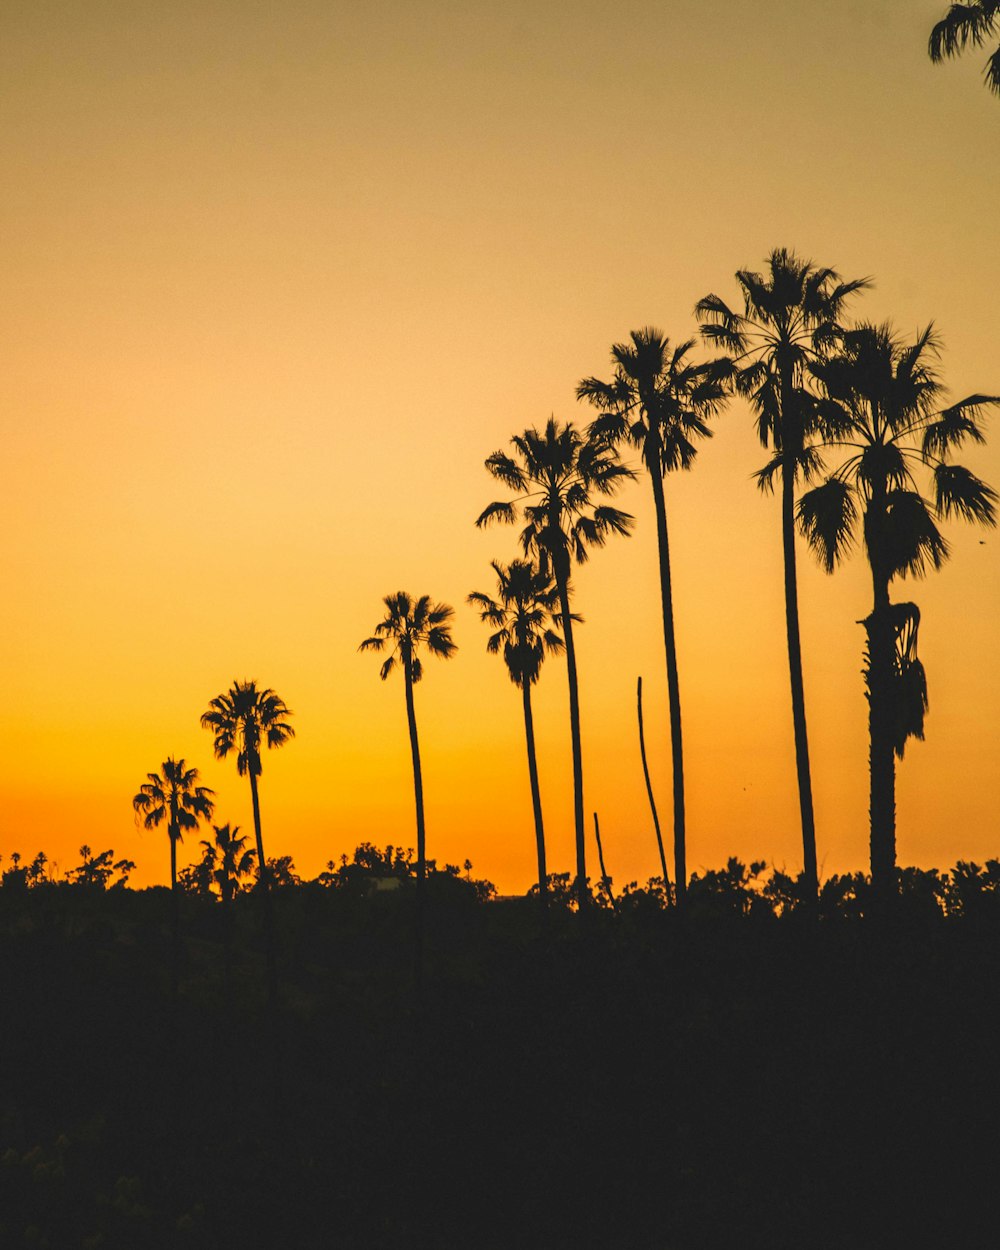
top-left (2, 0), bottom-right (997, 890)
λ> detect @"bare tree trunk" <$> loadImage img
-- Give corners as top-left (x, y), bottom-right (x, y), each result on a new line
top-left (404, 659), bottom-right (426, 989)
top-left (637, 676), bottom-right (671, 903)
top-left (649, 469), bottom-right (687, 908)
top-left (593, 811), bottom-right (616, 912)
top-left (169, 823), bottom-right (179, 999)
top-left (867, 569), bottom-right (897, 915)
top-left (522, 681), bottom-right (548, 904)
top-left (781, 460), bottom-right (819, 910)
top-left (555, 568), bottom-right (587, 908)
top-left (248, 768), bottom-right (276, 1004)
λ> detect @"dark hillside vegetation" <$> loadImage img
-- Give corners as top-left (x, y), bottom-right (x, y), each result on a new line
top-left (3, 863), bottom-right (1000, 1248)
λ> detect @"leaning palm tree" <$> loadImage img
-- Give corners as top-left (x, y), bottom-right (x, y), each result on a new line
top-left (578, 329), bottom-right (727, 906)
top-left (929, 2), bottom-right (1000, 95)
top-left (798, 323), bottom-right (997, 904)
top-left (696, 251), bottom-right (869, 906)
top-left (359, 593), bottom-right (457, 892)
top-left (468, 559), bottom-right (566, 903)
top-left (200, 681), bottom-right (294, 891)
top-left (132, 757), bottom-right (215, 896)
top-left (477, 418), bottom-right (633, 905)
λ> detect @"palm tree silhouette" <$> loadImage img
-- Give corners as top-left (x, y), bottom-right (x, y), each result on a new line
top-left (200, 822), bottom-right (256, 906)
top-left (696, 251), bottom-right (869, 905)
top-left (468, 559), bottom-right (567, 903)
top-left (200, 681), bottom-right (295, 891)
top-left (578, 329), bottom-right (726, 906)
top-left (929, 2), bottom-right (1000, 95)
top-left (359, 593), bottom-right (457, 896)
top-left (477, 418), bottom-right (633, 905)
top-left (132, 757), bottom-right (215, 896)
top-left (798, 323), bottom-right (997, 901)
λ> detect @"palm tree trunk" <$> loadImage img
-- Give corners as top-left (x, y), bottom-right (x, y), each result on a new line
top-left (169, 824), bottom-right (179, 998)
top-left (780, 459), bottom-right (819, 907)
top-left (403, 659), bottom-right (426, 986)
top-left (637, 676), bottom-right (670, 900)
top-left (247, 767), bottom-right (276, 1002)
top-left (649, 468), bottom-right (687, 907)
top-left (555, 568), bottom-right (587, 908)
top-left (868, 570), bottom-right (896, 912)
top-left (521, 681), bottom-right (548, 902)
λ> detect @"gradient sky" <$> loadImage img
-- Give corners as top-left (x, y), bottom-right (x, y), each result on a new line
top-left (2, 0), bottom-right (998, 891)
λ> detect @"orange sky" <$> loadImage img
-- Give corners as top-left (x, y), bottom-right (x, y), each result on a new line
top-left (2, 0), bottom-right (998, 891)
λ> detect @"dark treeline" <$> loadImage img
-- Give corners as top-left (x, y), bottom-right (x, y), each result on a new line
top-left (4, 858), bottom-right (1000, 1248)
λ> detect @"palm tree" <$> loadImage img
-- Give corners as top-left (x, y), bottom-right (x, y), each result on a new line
top-left (477, 418), bottom-right (633, 905)
top-left (696, 251), bottom-right (869, 906)
top-left (578, 329), bottom-right (727, 906)
top-left (132, 757), bottom-right (215, 896)
top-left (200, 681), bottom-right (295, 891)
top-left (200, 823), bottom-right (256, 907)
top-left (359, 593), bottom-right (457, 893)
top-left (468, 559), bottom-right (566, 903)
top-left (798, 323), bottom-right (997, 903)
top-left (929, 2), bottom-right (1000, 95)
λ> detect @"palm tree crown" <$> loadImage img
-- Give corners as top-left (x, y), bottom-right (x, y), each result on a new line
top-left (929, 2), bottom-right (1000, 95)
top-left (476, 417), bottom-right (634, 577)
top-left (800, 323), bottom-right (998, 579)
top-left (200, 823), bottom-right (255, 905)
top-left (468, 559), bottom-right (564, 688)
top-left (359, 592), bottom-right (457, 680)
top-left (200, 680), bottom-right (295, 777)
top-left (132, 757), bottom-right (214, 854)
top-left (577, 328), bottom-right (725, 476)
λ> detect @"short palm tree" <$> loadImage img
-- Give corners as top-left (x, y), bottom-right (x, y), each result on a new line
top-left (477, 417), bottom-right (633, 905)
top-left (578, 329), bottom-right (727, 906)
top-left (696, 251), bottom-right (869, 905)
top-left (468, 559), bottom-right (565, 902)
top-left (929, 2), bottom-right (1000, 95)
top-left (799, 322), bottom-right (997, 900)
top-left (201, 823), bottom-right (256, 906)
top-left (359, 593), bottom-right (457, 891)
top-left (132, 757), bottom-right (215, 895)
top-left (200, 681), bottom-right (294, 890)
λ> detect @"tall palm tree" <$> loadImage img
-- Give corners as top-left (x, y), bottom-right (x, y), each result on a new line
top-left (468, 559), bottom-right (566, 903)
top-left (578, 329), bottom-right (727, 906)
top-left (200, 680), bottom-right (294, 891)
top-left (929, 2), bottom-right (1000, 95)
top-left (132, 757), bottom-right (215, 896)
top-left (798, 323), bottom-right (997, 903)
top-left (359, 593), bottom-right (457, 893)
top-left (696, 251), bottom-right (869, 905)
top-left (477, 418), bottom-right (633, 905)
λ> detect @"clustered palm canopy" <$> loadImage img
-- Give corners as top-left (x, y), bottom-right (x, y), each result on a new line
top-left (201, 823), bottom-right (255, 893)
top-left (476, 417), bottom-right (634, 576)
top-left (696, 249), bottom-right (870, 489)
top-left (929, 2), bottom-right (1000, 95)
top-left (797, 323), bottom-right (998, 577)
top-left (132, 757), bottom-right (215, 843)
top-left (468, 560), bottom-right (565, 688)
top-left (359, 592), bottom-right (457, 681)
top-left (200, 681), bottom-right (295, 776)
top-left (576, 327), bottom-right (726, 476)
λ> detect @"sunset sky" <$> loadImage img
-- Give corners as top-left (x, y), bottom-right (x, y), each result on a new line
top-left (2, 0), bottom-right (998, 892)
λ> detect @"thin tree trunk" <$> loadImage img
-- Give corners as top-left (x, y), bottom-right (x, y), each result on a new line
top-left (868, 569), bottom-right (897, 913)
top-left (169, 821), bottom-right (179, 999)
top-left (522, 680), bottom-right (548, 903)
top-left (404, 659), bottom-right (426, 988)
top-left (637, 676), bottom-right (670, 901)
top-left (248, 768), bottom-right (276, 1003)
top-left (781, 458), bottom-right (819, 908)
top-left (593, 811), bottom-right (616, 911)
top-left (555, 568), bottom-right (587, 908)
top-left (649, 469), bottom-right (687, 907)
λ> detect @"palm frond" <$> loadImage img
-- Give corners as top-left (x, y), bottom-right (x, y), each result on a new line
top-left (476, 500), bottom-right (517, 528)
top-left (933, 463), bottom-right (998, 525)
top-left (797, 478), bottom-right (858, 571)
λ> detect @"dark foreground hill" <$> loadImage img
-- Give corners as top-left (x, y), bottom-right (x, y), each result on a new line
top-left (2, 880), bottom-right (1000, 1249)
